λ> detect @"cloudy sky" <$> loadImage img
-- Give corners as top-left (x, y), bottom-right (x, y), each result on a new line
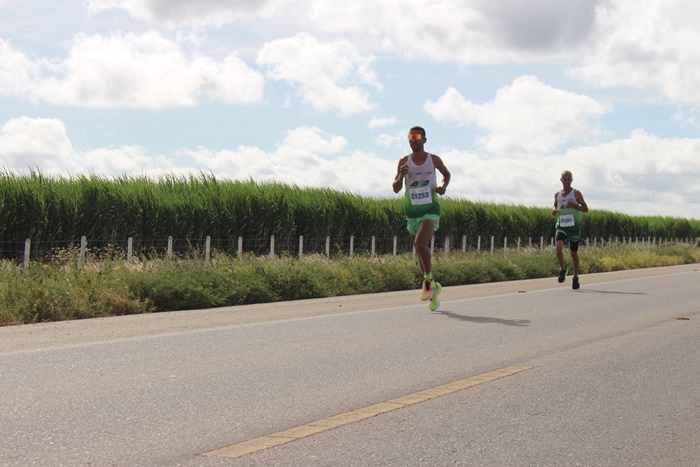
top-left (2, 0), bottom-right (700, 219)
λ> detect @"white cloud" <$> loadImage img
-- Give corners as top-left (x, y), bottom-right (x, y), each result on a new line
top-left (0, 117), bottom-right (75, 170)
top-left (280, 126), bottom-right (347, 155)
top-left (569, 130), bottom-right (700, 199)
top-left (368, 116), bottom-right (398, 129)
top-left (81, 146), bottom-right (170, 174)
top-left (257, 33), bottom-right (379, 116)
top-left (0, 40), bottom-right (38, 95)
top-left (86, 0), bottom-right (285, 27)
top-left (85, 1), bottom-right (501, 63)
top-left (673, 108), bottom-right (700, 131)
top-left (441, 129), bottom-right (700, 218)
top-left (183, 126), bottom-right (393, 193)
top-left (376, 133), bottom-right (403, 150)
top-left (426, 76), bottom-right (611, 156)
top-left (424, 87), bottom-right (478, 125)
top-left (1, 31), bottom-right (264, 108)
top-left (297, 0), bottom-right (600, 63)
top-left (191, 53), bottom-right (266, 105)
top-left (476, 0), bottom-right (598, 52)
top-left (571, 0), bottom-right (700, 106)
top-left (0, 117), bottom-right (170, 175)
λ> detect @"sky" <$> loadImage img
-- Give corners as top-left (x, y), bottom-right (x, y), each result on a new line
top-left (1, 0), bottom-right (700, 219)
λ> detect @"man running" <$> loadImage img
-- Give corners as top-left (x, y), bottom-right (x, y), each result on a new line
top-left (552, 170), bottom-right (589, 289)
top-left (393, 126), bottom-right (451, 310)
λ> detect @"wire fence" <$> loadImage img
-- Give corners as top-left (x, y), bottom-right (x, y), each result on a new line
top-left (5, 234), bottom-right (698, 275)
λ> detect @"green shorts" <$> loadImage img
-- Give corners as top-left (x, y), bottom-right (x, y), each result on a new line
top-left (555, 226), bottom-right (581, 243)
top-left (407, 214), bottom-right (440, 236)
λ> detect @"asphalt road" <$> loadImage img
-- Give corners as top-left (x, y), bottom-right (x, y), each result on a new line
top-left (1, 264), bottom-right (699, 466)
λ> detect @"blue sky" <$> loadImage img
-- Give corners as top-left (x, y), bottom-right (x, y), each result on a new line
top-left (1, 0), bottom-right (700, 219)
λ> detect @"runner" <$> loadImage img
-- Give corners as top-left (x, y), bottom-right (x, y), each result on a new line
top-left (552, 170), bottom-right (589, 289)
top-left (392, 126), bottom-right (451, 310)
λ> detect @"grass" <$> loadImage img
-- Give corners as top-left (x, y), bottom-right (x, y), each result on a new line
top-left (1, 242), bottom-right (698, 326)
top-left (2, 172), bottom-right (699, 258)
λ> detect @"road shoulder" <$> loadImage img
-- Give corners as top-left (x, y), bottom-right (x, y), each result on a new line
top-left (2, 264), bottom-right (698, 353)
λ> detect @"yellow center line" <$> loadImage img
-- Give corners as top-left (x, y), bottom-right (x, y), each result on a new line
top-left (200, 365), bottom-right (532, 459)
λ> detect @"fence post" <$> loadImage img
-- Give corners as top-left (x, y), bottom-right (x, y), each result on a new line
top-left (540, 236), bottom-right (544, 254)
top-left (490, 236), bottom-right (495, 257)
top-left (237, 236), bottom-right (243, 260)
top-left (393, 236), bottom-right (397, 261)
top-left (80, 235), bottom-right (87, 267)
top-left (127, 237), bottom-right (133, 264)
top-left (503, 237), bottom-right (507, 257)
top-left (299, 235), bottom-right (304, 260)
top-left (462, 235), bottom-right (466, 253)
top-left (430, 236), bottom-right (435, 255)
top-left (444, 236), bottom-right (450, 257)
top-left (23, 238), bottom-right (30, 275)
top-left (168, 236), bottom-right (173, 259)
top-left (350, 235), bottom-right (354, 259)
top-left (371, 236), bottom-right (376, 258)
top-left (205, 236), bottom-right (211, 262)
top-left (477, 235), bottom-right (481, 253)
top-left (517, 237), bottom-right (521, 253)
top-left (270, 235), bottom-right (275, 260)
top-left (326, 236), bottom-right (331, 259)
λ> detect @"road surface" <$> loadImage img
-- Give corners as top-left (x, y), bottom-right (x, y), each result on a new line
top-left (1, 264), bottom-right (699, 466)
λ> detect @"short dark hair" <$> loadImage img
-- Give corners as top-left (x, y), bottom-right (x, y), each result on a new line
top-left (409, 126), bottom-right (426, 137)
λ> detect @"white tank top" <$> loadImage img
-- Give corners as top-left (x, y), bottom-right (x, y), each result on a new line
top-left (403, 153), bottom-right (439, 217)
top-left (556, 189), bottom-right (580, 228)
top-left (556, 189), bottom-right (576, 210)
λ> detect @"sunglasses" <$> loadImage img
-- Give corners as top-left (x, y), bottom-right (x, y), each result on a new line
top-left (408, 133), bottom-right (424, 141)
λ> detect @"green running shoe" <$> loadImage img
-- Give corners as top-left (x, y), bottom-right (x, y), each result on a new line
top-left (420, 279), bottom-right (434, 301)
top-left (429, 282), bottom-right (442, 311)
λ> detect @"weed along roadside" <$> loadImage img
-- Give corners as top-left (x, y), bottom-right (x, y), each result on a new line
top-left (1, 241), bottom-right (699, 326)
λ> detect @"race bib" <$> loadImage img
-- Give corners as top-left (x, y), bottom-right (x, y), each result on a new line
top-left (559, 214), bottom-right (575, 227)
top-left (409, 186), bottom-right (431, 205)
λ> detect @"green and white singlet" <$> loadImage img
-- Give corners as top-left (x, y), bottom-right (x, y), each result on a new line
top-left (403, 153), bottom-right (440, 219)
top-left (555, 189), bottom-right (581, 242)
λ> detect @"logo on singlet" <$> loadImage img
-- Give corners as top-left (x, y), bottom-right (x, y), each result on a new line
top-left (410, 180), bottom-right (430, 187)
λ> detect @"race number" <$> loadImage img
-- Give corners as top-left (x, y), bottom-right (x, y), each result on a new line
top-left (409, 186), bottom-right (431, 205)
top-left (559, 214), bottom-right (575, 227)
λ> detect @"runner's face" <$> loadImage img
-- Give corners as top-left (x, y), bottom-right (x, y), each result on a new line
top-left (560, 173), bottom-right (573, 188)
top-left (408, 132), bottom-right (425, 151)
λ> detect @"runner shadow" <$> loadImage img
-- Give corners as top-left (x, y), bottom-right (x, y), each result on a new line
top-left (436, 310), bottom-right (530, 327)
